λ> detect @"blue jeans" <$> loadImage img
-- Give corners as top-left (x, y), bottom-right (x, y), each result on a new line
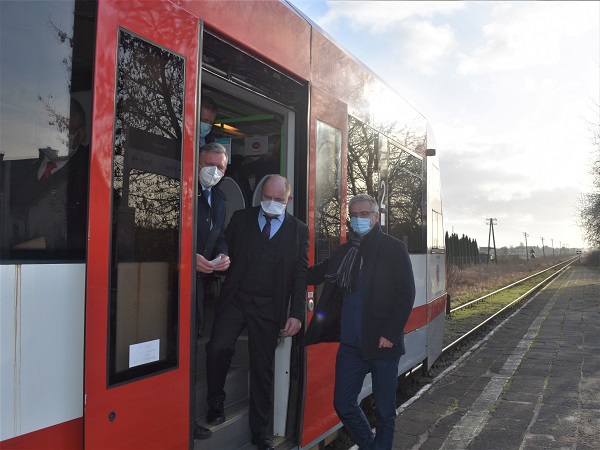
top-left (334, 344), bottom-right (401, 450)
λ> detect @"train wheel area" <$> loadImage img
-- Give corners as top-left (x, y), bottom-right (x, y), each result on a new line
top-left (390, 265), bottom-right (600, 450)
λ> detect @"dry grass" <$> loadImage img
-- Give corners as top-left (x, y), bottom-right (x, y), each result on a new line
top-left (447, 256), bottom-right (569, 307)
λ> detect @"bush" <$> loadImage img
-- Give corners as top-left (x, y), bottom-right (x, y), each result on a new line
top-left (581, 250), bottom-right (600, 266)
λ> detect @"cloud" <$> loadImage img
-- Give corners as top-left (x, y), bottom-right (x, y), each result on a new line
top-left (400, 21), bottom-right (457, 75)
top-left (457, 2), bottom-right (600, 75)
top-left (319, 1), bottom-right (466, 33)
top-left (289, 0), bottom-right (596, 248)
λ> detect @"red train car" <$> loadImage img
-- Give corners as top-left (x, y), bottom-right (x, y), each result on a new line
top-left (0, 1), bottom-right (446, 448)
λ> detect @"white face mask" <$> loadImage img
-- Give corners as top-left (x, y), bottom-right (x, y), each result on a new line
top-left (261, 200), bottom-right (287, 217)
top-left (199, 165), bottom-right (223, 187)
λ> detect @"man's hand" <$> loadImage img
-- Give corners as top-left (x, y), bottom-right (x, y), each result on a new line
top-left (212, 254), bottom-right (230, 272)
top-left (196, 254), bottom-right (214, 274)
top-left (283, 317), bottom-right (301, 337)
top-left (378, 336), bottom-right (393, 349)
top-left (196, 254), bottom-right (230, 273)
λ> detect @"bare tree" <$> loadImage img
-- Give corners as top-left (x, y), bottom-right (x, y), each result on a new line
top-left (578, 99), bottom-right (600, 248)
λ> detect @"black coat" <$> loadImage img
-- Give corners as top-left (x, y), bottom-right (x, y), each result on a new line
top-left (218, 206), bottom-right (309, 328)
top-left (304, 223), bottom-right (415, 359)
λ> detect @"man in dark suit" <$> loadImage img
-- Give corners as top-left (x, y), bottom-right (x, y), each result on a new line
top-left (205, 174), bottom-right (309, 450)
top-left (194, 141), bottom-right (231, 440)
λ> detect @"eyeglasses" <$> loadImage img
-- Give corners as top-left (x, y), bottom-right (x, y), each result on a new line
top-left (348, 210), bottom-right (376, 219)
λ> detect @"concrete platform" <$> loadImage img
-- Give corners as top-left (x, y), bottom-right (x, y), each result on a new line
top-left (393, 265), bottom-right (600, 450)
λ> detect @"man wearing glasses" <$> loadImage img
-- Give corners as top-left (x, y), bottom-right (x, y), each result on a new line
top-left (304, 194), bottom-right (415, 450)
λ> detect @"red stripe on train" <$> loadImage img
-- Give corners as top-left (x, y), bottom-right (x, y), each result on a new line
top-left (405, 294), bottom-right (447, 333)
top-left (0, 418), bottom-right (82, 449)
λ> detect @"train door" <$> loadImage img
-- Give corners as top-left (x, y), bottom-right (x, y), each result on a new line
top-left (192, 58), bottom-right (308, 447)
top-left (301, 86), bottom-right (348, 447)
top-left (84, 1), bottom-right (201, 448)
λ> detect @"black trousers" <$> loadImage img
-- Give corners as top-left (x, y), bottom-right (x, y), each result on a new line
top-left (205, 292), bottom-right (280, 437)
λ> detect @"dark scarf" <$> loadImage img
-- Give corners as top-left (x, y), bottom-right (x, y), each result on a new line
top-left (330, 233), bottom-right (362, 292)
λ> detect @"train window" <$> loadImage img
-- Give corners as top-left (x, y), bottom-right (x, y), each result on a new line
top-left (0, 0), bottom-right (96, 262)
top-left (314, 120), bottom-right (342, 263)
top-left (347, 115), bottom-right (424, 253)
top-left (431, 210), bottom-right (444, 251)
top-left (108, 30), bottom-right (183, 385)
top-left (386, 143), bottom-right (424, 253)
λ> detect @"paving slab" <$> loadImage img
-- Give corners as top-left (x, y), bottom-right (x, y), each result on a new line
top-left (392, 265), bottom-right (600, 450)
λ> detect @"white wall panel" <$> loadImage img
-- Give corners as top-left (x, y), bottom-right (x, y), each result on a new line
top-left (1, 264), bottom-right (85, 440)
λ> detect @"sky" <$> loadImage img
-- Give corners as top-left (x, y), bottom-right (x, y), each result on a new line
top-left (288, 0), bottom-right (600, 250)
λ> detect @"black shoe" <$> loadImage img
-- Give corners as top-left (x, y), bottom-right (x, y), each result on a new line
top-left (194, 424), bottom-right (212, 440)
top-left (206, 401), bottom-right (225, 425)
top-left (251, 435), bottom-right (275, 450)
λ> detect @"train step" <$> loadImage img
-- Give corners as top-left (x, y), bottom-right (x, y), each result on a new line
top-left (195, 365), bottom-right (249, 418)
top-left (194, 398), bottom-right (251, 449)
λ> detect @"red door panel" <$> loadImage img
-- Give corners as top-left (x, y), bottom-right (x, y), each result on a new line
top-left (84, 1), bottom-right (199, 448)
top-left (301, 86), bottom-right (348, 446)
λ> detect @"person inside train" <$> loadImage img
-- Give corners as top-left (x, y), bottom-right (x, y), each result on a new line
top-left (199, 95), bottom-right (218, 146)
top-left (304, 193), bottom-right (416, 450)
top-left (194, 141), bottom-right (231, 440)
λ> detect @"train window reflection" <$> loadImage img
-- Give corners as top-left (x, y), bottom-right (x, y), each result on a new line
top-left (0, 0), bottom-right (95, 262)
top-left (347, 116), bottom-right (378, 198)
top-left (314, 120), bottom-right (342, 263)
top-left (108, 30), bottom-right (183, 385)
top-left (387, 143), bottom-right (424, 253)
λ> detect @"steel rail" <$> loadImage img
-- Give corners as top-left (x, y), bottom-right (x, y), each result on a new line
top-left (441, 257), bottom-right (577, 354)
top-left (449, 256), bottom-right (578, 314)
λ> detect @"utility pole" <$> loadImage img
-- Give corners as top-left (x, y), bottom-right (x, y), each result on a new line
top-left (486, 218), bottom-right (497, 264)
top-left (524, 232), bottom-right (530, 261)
top-left (559, 241), bottom-right (562, 254)
top-left (541, 237), bottom-right (545, 258)
top-left (551, 239), bottom-right (554, 256)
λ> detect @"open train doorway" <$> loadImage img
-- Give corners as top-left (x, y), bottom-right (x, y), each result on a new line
top-left (193, 30), bottom-right (308, 449)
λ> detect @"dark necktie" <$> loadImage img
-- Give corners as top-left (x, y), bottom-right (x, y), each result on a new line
top-left (202, 189), bottom-right (211, 206)
top-left (262, 216), bottom-right (272, 241)
top-left (40, 161), bottom-right (57, 181)
top-left (202, 189), bottom-right (212, 229)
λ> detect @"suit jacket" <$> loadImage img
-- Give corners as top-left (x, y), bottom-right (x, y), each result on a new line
top-left (218, 206), bottom-right (309, 328)
top-left (197, 184), bottom-right (228, 259)
top-left (196, 184), bottom-right (228, 326)
top-left (304, 223), bottom-right (415, 360)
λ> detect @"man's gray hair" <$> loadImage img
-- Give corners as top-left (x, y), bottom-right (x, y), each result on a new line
top-left (348, 194), bottom-right (379, 213)
top-left (200, 142), bottom-right (228, 164)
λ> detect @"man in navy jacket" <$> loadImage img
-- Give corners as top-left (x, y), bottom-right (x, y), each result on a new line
top-left (305, 194), bottom-right (415, 450)
top-left (194, 142), bottom-right (230, 440)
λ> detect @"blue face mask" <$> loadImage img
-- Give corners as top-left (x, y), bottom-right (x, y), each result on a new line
top-left (200, 121), bottom-right (212, 138)
top-left (350, 217), bottom-right (372, 237)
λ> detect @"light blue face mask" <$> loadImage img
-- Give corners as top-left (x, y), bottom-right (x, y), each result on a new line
top-left (200, 121), bottom-right (212, 138)
top-left (350, 217), bottom-right (372, 237)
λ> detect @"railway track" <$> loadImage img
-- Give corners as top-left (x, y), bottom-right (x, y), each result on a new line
top-left (442, 256), bottom-right (578, 354)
